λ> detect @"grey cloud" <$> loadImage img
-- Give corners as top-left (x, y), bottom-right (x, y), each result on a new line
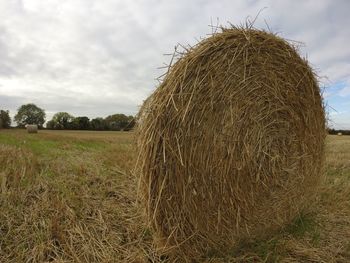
top-left (0, 0), bottom-right (349, 128)
top-left (1, 90), bottom-right (138, 123)
top-left (0, 94), bottom-right (24, 111)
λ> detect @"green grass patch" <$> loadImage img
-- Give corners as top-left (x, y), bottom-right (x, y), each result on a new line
top-left (0, 133), bottom-right (22, 146)
top-left (0, 132), bottom-right (59, 156)
top-left (25, 139), bottom-right (59, 155)
top-left (0, 131), bottom-right (106, 157)
top-left (71, 140), bottom-right (106, 150)
top-left (227, 237), bottom-right (283, 263)
top-left (326, 167), bottom-right (350, 178)
top-left (284, 213), bottom-right (320, 244)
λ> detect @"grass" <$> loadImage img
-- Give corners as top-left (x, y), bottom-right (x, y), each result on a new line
top-left (284, 213), bottom-right (320, 242)
top-left (0, 129), bottom-right (349, 262)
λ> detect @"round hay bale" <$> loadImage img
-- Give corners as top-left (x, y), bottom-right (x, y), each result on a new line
top-left (26, 124), bottom-right (38, 133)
top-left (337, 132), bottom-right (342, 136)
top-left (136, 27), bottom-right (326, 260)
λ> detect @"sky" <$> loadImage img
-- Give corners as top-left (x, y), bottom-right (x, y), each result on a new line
top-left (0, 0), bottom-right (349, 128)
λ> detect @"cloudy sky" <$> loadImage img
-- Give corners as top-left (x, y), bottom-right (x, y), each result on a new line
top-left (0, 0), bottom-right (349, 128)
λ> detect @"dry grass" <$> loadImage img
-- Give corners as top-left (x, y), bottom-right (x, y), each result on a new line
top-left (0, 130), bottom-right (155, 263)
top-left (0, 144), bottom-right (38, 194)
top-left (0, 130), bottom-right (349, 262)
top-left (136, 27), bottom-right (325, 260)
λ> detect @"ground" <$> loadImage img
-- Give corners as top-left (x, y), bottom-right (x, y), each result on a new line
top-left (0, 130), bottom-right (349, 262)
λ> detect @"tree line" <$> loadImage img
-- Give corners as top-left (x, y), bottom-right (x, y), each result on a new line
top-left (327, 129), bottom-right (350, 135)
top-left (3, 104), bottom-right (347, 134)
top-left (0, 103), bottom-right (135, 131)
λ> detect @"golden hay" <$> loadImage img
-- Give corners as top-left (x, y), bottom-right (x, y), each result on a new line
top-left (136, 26), bottom-right (326, 261)
top-left (0, 144), bottom-right (37, 193)
top-left (27, 124), bottom-right (38, 133)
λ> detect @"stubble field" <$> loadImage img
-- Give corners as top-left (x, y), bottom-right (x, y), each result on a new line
top-left (0, 129), bottom-right (349, 262)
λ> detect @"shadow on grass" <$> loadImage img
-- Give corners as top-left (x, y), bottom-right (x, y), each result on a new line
top-left (205, 213), bottom-right (320, 262)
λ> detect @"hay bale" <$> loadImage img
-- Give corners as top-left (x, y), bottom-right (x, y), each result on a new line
top-left (136, 26), bottom-right (326, 260)
top-left (337, 132), bottom-right (342, 136)
top-left (26, 124), bottom-right (38, 133)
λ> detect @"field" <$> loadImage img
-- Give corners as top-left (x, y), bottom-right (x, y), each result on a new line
top-left (0, 129), bottom-right (349, 262)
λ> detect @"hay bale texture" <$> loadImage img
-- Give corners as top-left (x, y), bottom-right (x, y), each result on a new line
top-left (136, 27), bottom-right (326, 260)
top-left (26, 124), bottom-right (38, 133)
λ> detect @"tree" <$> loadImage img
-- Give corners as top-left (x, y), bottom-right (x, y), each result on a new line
top-left (50, 112), bottom-right (75, 129)
top-left (46, 120), bottom-right (56, 129)
top-left (72, 116), bottom-right (90, 130)
top-left (90, 117), bottom-right (107, 130)
top-left (0, 110), bottom-right (11, 128)
top-left (105, 114), bottom-right (133, 131)
top-left (14, 104), bottom-right (46, 128)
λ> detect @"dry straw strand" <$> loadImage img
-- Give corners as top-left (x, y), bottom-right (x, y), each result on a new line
top-left (136, 25), bottom-right (326, 261)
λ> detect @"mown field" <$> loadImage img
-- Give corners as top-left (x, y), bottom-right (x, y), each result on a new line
top-left (0, 129), bottom-right (349, 262)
